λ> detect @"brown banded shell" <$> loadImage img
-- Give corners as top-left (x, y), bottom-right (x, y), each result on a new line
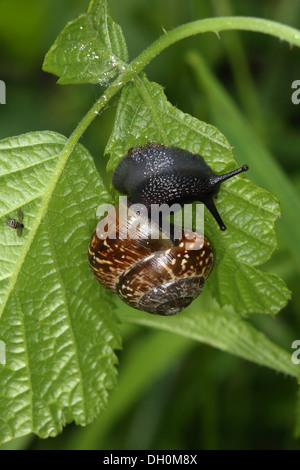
top-left (88, 200), bottom-right (214, 316)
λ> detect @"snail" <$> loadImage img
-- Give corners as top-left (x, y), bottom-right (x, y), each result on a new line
top-left (88, 142), bottom-right (249, 315)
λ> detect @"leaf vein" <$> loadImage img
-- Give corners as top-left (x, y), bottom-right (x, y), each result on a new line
top-left (44, 212), bottom-right (88, 421)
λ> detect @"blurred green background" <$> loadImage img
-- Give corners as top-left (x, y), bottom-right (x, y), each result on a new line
top-left (0, 0), bottom-right (300, 450)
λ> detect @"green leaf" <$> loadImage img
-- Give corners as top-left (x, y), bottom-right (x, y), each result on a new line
top-left (187, 51), bottom-right (300, 278)
top-left (105, 74), bottom-right (290, 315)
top-left (116, 291), bottom-right (299, 378)
top-left (43, 0), bottom-right (128, 85)
top-left (65, 330), bottom-right (193, 449)
top-left (0, 131), bottom-right (120, 444)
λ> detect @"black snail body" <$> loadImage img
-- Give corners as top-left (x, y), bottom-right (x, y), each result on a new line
top-left (112, 142), bottom-right (249, 231)
top-left (88, 143), bottom-right (249, 316)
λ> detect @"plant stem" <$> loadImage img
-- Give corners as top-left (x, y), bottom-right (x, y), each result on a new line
top-left (130, 16), bottom-right (300, 72)
top-left (64, 16), bottom-right (300, 157)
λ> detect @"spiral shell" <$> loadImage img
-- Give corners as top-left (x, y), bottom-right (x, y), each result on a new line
top-left (88, 200), bottom-right (214, 315)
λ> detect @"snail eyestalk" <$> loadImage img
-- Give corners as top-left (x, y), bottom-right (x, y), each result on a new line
top-left (203, 197), bottom-right (227, 231)
top-left (212, 164), bottom-right (249, 185)
top-left (206, 164), bottom-right (249, 230)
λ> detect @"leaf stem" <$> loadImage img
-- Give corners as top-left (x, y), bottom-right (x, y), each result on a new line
top-left (130, 16), bottom-right (300, 73)
top-left (64, 16), bottom-right (300, 157)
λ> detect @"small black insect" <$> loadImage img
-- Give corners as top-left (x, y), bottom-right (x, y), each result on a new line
top-left (6, 208), bottom-right (24, 237)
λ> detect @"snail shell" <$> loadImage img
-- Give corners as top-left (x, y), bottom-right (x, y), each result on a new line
top-left (88, 199), bottom-right (214, 316)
